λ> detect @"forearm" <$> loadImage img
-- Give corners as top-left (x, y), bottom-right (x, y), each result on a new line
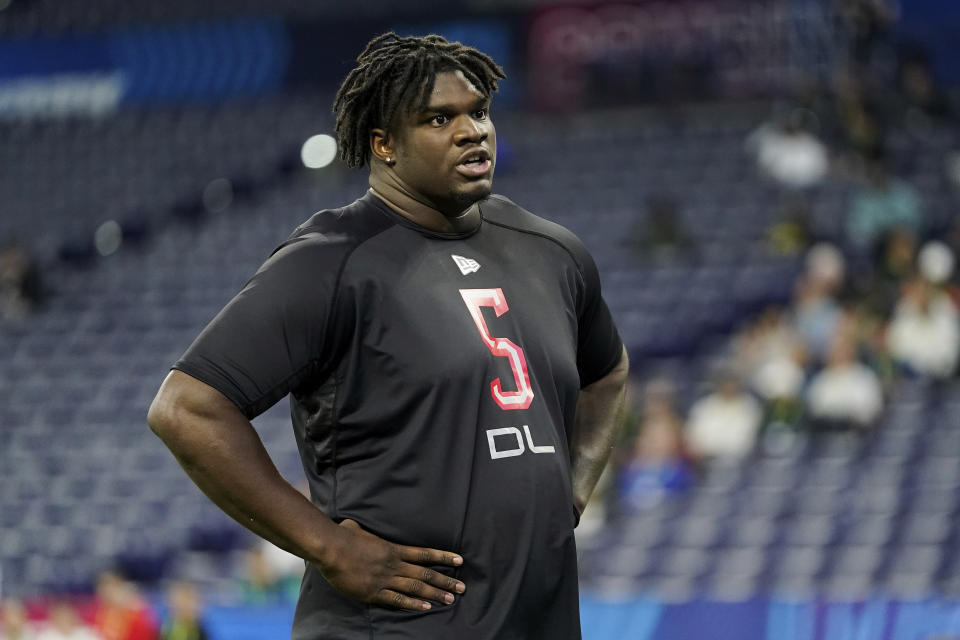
top-left (147, 374), bottom-right (339, 567)
top-left (570, 347), bottom-right (629, 514)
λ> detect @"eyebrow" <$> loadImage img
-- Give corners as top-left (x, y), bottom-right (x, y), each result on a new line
top-left (420, 97), bottom-right (490, 114)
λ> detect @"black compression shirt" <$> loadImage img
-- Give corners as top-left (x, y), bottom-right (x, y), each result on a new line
top-left (174, 191), bottom-right (623, 640)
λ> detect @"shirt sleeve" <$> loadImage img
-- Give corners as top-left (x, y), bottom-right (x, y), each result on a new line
top-left (574, 245), bottom-right (624, 388)
top-left (173, 233), bottom-right (353, 419)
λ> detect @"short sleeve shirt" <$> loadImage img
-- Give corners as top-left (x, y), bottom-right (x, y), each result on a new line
top-left (174, 191), bottom-right (623, 640)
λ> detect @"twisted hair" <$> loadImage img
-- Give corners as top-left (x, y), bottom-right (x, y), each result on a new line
top-left (333, 32), bottom-right (506, 169)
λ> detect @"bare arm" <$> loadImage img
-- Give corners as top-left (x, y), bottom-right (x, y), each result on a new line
top-left (147, 370), bottom-right (465, 610)
top-left (570, 346), bottom-right (629, 517)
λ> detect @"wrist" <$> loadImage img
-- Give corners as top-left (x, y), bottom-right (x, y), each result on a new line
top-left (304, 517), bottom-right (343, 570)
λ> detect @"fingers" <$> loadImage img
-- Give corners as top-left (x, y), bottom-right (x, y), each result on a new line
top-left (388, 576), bottom-right (457, 605)
top-left (332, 520), bottom-right (467, 610)
top-left (397, 544), bottom-right (463, 568)
top-left (376, 588), bottom-right (433, 612)
top-left (398, 564), bottom-right (466, 598)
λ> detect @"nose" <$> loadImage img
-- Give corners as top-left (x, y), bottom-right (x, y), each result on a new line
top-left (453, 115), bottom-right (487, 145)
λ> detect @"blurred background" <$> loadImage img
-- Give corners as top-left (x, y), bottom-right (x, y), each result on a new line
top-left (2, 0), bottom-right (960, 638)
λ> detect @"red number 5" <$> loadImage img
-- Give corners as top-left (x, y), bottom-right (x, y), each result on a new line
top-left (460, 288), bottom-right (534, 410)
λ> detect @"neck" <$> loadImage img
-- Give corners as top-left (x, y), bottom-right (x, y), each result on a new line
top-left (369, 174), bottom-right (480, 234)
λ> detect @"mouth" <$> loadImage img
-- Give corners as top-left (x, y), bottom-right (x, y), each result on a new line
top-left (456, 149), bottom-right (492, 178)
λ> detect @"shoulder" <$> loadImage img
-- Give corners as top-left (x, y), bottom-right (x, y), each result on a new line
top-left (281, 195), bottom-right (394, 253)
top-left (482, 194), bottom-right (594, 273)
top-left (265, 195), bottom-right (395, 270)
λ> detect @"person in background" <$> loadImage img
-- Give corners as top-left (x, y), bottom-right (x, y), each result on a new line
top-left (792, 243), bottom-right (846, 364)
top-left (1, 600), bottom-right (37, 640)
top-left (732, 308), bottom-right (807, 454)
top-left (160, 582), bottom-right (207, 640)
top-left (734, 308), bottom-right (807, 401)
top-left (35, 603), bottom-right (101, 640)
top-left (616, 380), bottom-right (694, 513)
top-left (686, 367), bottom-right (763, 460)
top-left (886, 242), bottom-right (960, 379)
top-left (846, 158), bottom-right (922, 252)
top-left (0, 241), bottom-right (45, 321)
top-left (626, 194), bottom-right (696, 264)
top-left (806, 332), bottom-right (884, 429)
top-left (897, 56), bottom-right (953, 125)
top-left (835, 0), bottom-right (896, 74)
top-left (766, 197), bottom-right (814, 257)
top-left (91, 571), bottom-right (157, 640)
top-left (238, 545), bottom-right (300, 605)
top-left (836, 85), bottom-right (887, 167)
top-left (863, 227), bottom-right (917, 316)
top-left (746, 110), bottom-right (828, 190)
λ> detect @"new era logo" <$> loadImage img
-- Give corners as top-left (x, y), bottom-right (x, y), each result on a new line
top-left (452, 254), bottom-right (480, 275)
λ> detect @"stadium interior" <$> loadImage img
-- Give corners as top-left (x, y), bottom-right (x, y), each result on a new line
top-left (3, 0), bottom-right (960, 638)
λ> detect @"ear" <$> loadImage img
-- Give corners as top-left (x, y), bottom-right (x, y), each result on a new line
top-left (370, 128), bottom-right (395, 165)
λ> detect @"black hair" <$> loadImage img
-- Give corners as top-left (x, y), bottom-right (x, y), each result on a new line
top-left (333, 32), bottom-right (506, 169)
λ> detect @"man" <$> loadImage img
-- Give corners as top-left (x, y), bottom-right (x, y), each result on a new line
top-left (148, 33), bottom-right (628, 639)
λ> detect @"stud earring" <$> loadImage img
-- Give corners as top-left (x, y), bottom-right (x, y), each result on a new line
top-left (386, 156), bottom-right (394, 165)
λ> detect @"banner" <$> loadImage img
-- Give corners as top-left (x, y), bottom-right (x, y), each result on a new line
top-left (0, 19), bottom-right (289, 118)
top-left (580, 594), bottom-right (960, 640)
top-left (167, 595), bottom-right (960, 640)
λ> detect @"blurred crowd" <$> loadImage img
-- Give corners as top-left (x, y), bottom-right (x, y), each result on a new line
top-left (611, 233), bottom-right (959, 519)
top-left (2, 571), bottom-right (160, 640)
top-left (602, 0), bottom-right (960, 524)
top-left (0, 551), bottom-right (305, 640)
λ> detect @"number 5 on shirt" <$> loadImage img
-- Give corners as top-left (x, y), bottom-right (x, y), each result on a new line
top-left (460, 288), bottom-right (534, 410)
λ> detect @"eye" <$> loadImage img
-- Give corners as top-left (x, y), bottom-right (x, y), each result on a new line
top-left (430, 114), bottom-right (449, 126)
top-left (473, 108), bottom-right (488, 120)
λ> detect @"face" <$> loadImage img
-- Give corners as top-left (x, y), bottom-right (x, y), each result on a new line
top-left (387, 70), bottom-right (496, 214)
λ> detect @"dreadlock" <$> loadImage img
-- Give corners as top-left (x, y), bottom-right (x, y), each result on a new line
top-left (333, 33), bottom-right (506, 169)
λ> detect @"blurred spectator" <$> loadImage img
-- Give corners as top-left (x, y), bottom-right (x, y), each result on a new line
top-left (626, 195), bottom-right (695, 263)
top-left (616, 380), bottom-right (694, 513)
top-left (834, 74), bottom-right (888, 166)
top-left (806, 333), bottom-right (884, 428)
top-left (36, 603), bottom-right (101, 640)
top-left (685, 368), bottom-right (763, 459)
top-left (844, 302), bottom-right (896, 385)
top-left (0, 241), bottom-right (45, 321)
top-left (734, 307), bottom-right (806, 402)
top-left (238, 544), bottom-right (301, 605)
top-left (790, 77), bottom-right (844, 147)
top-left (846, 158), bottom-right (922, 251)
top-left (886, 244), bottom-right (960, 379)
top-left (91, 571), bottom-right (158, 640)
top-left (766, 197), bottom-right (814, 257)
top-left (835, 0), bottom-right (896, 73)
top-left (897, 56), bottom-right (953, 126)
top-left (732, 308), bottom-right (806, 453)
top-left (862, 227), bottom-right (917, 315)
top-left (746, 112), bottom-right (828, 189)
top-left (160, 582), bottom-right (207, 640)
top-left (792, 244), bottom-right (846, 363)
top-left (1, 600), bottom-right (37, 640)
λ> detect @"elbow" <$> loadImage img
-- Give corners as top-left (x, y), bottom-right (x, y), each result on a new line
top-left (615, 346), bottom-right (629, 379)
top-left (607, 346), bottom-right (630, 387)
top-left (147, 392), bottom-right (175, 440)
top-left (147, 383), bottom-right (190, 444)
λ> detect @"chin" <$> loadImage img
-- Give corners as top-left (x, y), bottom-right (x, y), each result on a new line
top-left (454, 181), bottom-right (493, 205)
